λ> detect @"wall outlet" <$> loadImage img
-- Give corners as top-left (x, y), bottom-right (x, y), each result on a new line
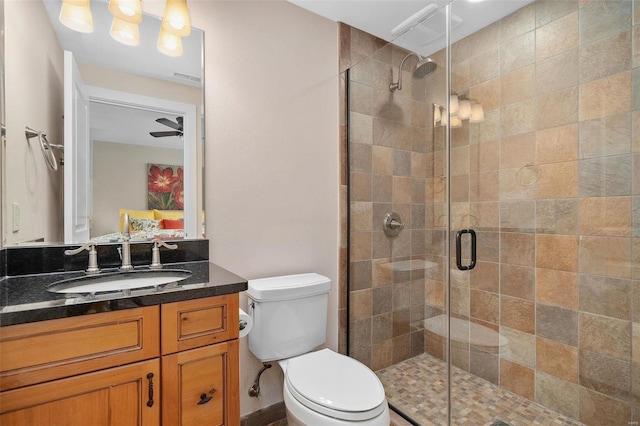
top-left (12, 202), bottom-right (19, 233)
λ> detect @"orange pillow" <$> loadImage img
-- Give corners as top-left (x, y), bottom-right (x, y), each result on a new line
top-left (162, 219), bottom-right (184, 230)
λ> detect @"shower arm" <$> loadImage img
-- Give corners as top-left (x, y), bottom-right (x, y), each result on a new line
top-left (390, 52), bottom-right (418, 92)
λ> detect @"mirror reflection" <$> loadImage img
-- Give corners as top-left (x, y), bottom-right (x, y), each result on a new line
top-left (3, 0), bottom-right (204, 246)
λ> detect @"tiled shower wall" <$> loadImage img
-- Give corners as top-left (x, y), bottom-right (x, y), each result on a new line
top-left (344, 0), bottom-right (640, 424)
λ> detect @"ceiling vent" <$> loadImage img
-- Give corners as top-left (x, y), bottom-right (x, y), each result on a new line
top-left (391, 5), bottom-right (463, 50)
top-left (173, 72), bottom-right (202, 83)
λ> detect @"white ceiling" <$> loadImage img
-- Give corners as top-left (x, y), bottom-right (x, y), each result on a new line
top-left (288, 0), bottom-right (534, 57)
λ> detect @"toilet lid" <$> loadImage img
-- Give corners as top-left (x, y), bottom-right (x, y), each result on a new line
top-left (285, 349), bottom-right (387, 421)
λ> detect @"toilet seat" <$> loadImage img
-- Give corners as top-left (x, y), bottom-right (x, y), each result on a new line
top-left (284, 349), bottom-right (387, 421)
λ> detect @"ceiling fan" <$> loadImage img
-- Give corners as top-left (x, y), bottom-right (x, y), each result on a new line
top-left (150, 116), bottom-right (183, 138)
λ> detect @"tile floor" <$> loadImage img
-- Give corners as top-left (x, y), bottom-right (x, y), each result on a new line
top-left (377, 353), bottom-right (585, 426)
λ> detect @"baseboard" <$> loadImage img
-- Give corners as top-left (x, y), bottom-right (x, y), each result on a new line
top-left (240, 401), bottom-right (287, 426)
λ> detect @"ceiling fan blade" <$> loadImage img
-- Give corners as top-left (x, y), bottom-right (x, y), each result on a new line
top-left (177, 116), bottom-right (183, 127)
top-left (155, 117), bottom-right (182, 131)
top-left (150, 131), bottom-right (182, 137)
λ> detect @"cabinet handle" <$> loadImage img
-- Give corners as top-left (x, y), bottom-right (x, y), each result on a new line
top-left (146, 373), bottom-right (155, 407)
top-left (198, 393), bottom-right (213, 405)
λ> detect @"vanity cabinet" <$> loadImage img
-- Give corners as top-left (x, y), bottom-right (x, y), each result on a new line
top-left (0, 294), bottom-right (240, 426)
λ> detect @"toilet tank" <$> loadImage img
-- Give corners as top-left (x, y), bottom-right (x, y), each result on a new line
top-left (247, 273), bottom-right (331, 362)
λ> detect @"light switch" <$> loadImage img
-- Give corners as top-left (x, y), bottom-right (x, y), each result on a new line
top-left (12, 202), bottom-right (19, 233)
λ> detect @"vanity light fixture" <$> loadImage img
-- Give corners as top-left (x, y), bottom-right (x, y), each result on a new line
top-left (458, 98), bottom-right (471, 120)
top-left (59, 0), bottom-right (94, 34)
top-left (161, 0), bottom-right (191, 37)
top-left (108, 0), bottom-right (142, 23)
top-left (434, 95), bottom-right (484, 127)
top-left (157, 26), bottom-right (184, 57)
top-left (449, 94), bottom-right (459, 114)
top-left (110, 16), bottom-right (140, 46)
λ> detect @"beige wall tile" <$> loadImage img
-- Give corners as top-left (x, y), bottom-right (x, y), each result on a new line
top-left (470, 261), bottom-right (499, 292)
top-left (500, 263), bottom-right (535, 300)
top-left (537, 337), bottom-right (579, 383)
top-left (579, 235), bottom-right (632, 279)
top-left (469, 109), bottom-right (501, 144)
top-left (536, 371), bottom-right (579, 419)
top-left (580, 274), bottom-right (631, 321)
top-left (350, 231), bottom-right (372, 261)
top-left (500, 168), bottom-right (537, 200)
top-left (351, 172), bottom-right (372, 201)
top-left (372, 145), bottom-right (393, 175)
top-left (452, 60), bottom-right (470, 94)
top-left (392, 176), bottom-right (412, 204)
top-left (500, 326), bottom-right (536, 368)
top-left (501, 132), bottom-right (535, 169)
top-left (501, 31), bottom-right (535, 74)
top-left (451, 146), bottom-right (470, 176)
top-left (580, 312), bottom-right (632, 359)
top-left (536, 234), bottom-right (579, 272)
top-left (501, 232), bottom-right (535, 266)
top-left (536, 124), bottom-right (579, 164)
top-left (536, 86), bottom-right (579, 130)
top-left (536, 48), bottom-right (579, 96)
top-left (501, 99), bottom-right (536, 137)
top-left (410, 152), bottom-right (427, 178)
top-left (501, 65), bottom-right (535, 106)
top-left (579, 387), bottom-right (631, 426)
top-left (501, 295), bottom-right (535, 334)
top-left (579, 29), bottom-right (631, 84)
top-left (579, 196), bottom-right (632, 237)
top-left (469, 78), bottom-right (501, 112)
top-left (471, 171), bottom-right (500, 202)
top-left (470, 201), bottom-right (500, 229)
top-left (536, 0), bottom-right (578, 28)
top-left (351, 202), bottom-right (373, 231)
top-left (500, 358), bottom-right (535, 400)
top-left (536, 161), bottom-right (578, 199)
top-left (470, 289), bottom-right (499, 324)
top-left (536, 268), bottom-right (579, 310)
top-left (536, 11), bottom-right (579, 61)
top-left (500, 3), bottom-right (535, 41)
top-left (579, 71), bottom-right (632, 121)
top-left (469, 49), bottom-right (500, 86)
top-left (350, 288), bottom-right (372, 320)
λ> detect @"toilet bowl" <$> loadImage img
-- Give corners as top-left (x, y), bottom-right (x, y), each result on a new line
top-left (246, 273), bottom-right (390, 426)
top-left (279, 349), bottom-right (390, 426)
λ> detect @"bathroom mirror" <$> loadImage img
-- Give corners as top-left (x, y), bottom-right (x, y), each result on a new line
top-left (2, 0), bottom-right (204, 245)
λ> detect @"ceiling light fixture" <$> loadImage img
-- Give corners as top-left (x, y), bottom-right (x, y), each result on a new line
top-left (161, 0), bottom-right (191, 37)
top-left (59, 0), bottom-right (94, 33)
top-left (108, 0), bottom-right (142, 23)
top-left (157, 26), bottom-right (184, 57)
top-left (110, 17), bottom-right (140, 46)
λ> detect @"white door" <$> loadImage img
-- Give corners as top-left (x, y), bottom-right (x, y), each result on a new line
top-left (64, 50), bottom-right (91, 243)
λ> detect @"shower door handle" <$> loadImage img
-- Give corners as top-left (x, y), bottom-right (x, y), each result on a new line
top-left (455, 229), bottom-right (476, 271)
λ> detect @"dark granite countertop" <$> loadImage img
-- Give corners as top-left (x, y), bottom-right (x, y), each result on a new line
top-left (0, 261), bottom-right (247, 326)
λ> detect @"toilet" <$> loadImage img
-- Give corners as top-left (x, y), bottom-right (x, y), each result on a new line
top-left (247, 273), bottom-right (390, 426)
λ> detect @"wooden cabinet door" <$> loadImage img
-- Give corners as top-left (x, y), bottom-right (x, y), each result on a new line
top-left (162, 340), bottom-right (239, 426)
top-left (0, 359), bottom-right (160, 426)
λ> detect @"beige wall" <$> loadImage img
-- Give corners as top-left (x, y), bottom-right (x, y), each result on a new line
top-left (143, 0), bottom-right (339, 417)
top-left (91, 141), bottom-right (182, 237)
top-left (4, 0), bottom-right (63, 244)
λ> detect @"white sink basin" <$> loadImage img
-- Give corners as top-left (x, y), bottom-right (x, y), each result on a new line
top-left (47, 269), bottom-right (192, 295)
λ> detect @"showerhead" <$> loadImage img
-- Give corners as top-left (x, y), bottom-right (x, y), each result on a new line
top-left (390, 53), bottom-right (437, 92)
top-left (413, 57), bottom-right (437, 79)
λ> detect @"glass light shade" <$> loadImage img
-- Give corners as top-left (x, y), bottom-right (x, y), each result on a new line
top-left (450, 115), bottom-right (462, 128)
top-left (458, 99), bottom-right (471, 120)
top-left (108, 0), bottom-right (142, 24)
top-left (440, 112), bottom-right (448, 127)
top-left (450, 94), bottom-right (459, 114)
top-left (157, 27), bottom-right (183, 57)
top-left (470, 103), bottom-right (485, 123)
top-left (433, 106), bottom-right (441, 123)
top-left (110, 17), bottom-right (140, 46)
top-left (59, 0), bottom-right (94, 33)
top-left (161, 0), bottom-right (191, 36)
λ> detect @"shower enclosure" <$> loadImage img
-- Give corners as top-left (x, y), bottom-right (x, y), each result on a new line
top-left (345, 1), bottom-right (636, 424)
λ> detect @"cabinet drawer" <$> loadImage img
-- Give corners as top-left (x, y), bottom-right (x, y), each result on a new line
top-left (0, 306), bottom-right (160, 391)
top-left (161, 294), bottom-right (238, 355)
top-left (0, 358), bottom-right (160, 425)
top-left (162, 340), bottom-right (239, 426)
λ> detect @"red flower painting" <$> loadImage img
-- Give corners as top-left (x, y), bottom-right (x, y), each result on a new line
top-left (147, 164), bottom-right (184, 210)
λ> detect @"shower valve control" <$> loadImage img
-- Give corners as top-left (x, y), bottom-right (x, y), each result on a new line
top-left (383, 212), bottom-right (405, 237)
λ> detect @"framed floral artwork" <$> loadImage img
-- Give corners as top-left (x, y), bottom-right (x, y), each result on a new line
top-left (147, 164), bottom-right (184, 210)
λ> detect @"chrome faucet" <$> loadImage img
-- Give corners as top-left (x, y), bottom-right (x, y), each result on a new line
top-left (120, 213), bottom-right (134, 271)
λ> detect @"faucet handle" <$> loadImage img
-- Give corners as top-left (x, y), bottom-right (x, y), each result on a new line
top-left (65, 241), bottom-right (100, 274)
top-left (150, 239), bottom-right (178, 270)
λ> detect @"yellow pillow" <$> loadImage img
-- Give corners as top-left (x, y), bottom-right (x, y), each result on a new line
top-left (119, 208), bottom-right (154, 232)
top-left (153, 209), bottom-right (184, 220)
